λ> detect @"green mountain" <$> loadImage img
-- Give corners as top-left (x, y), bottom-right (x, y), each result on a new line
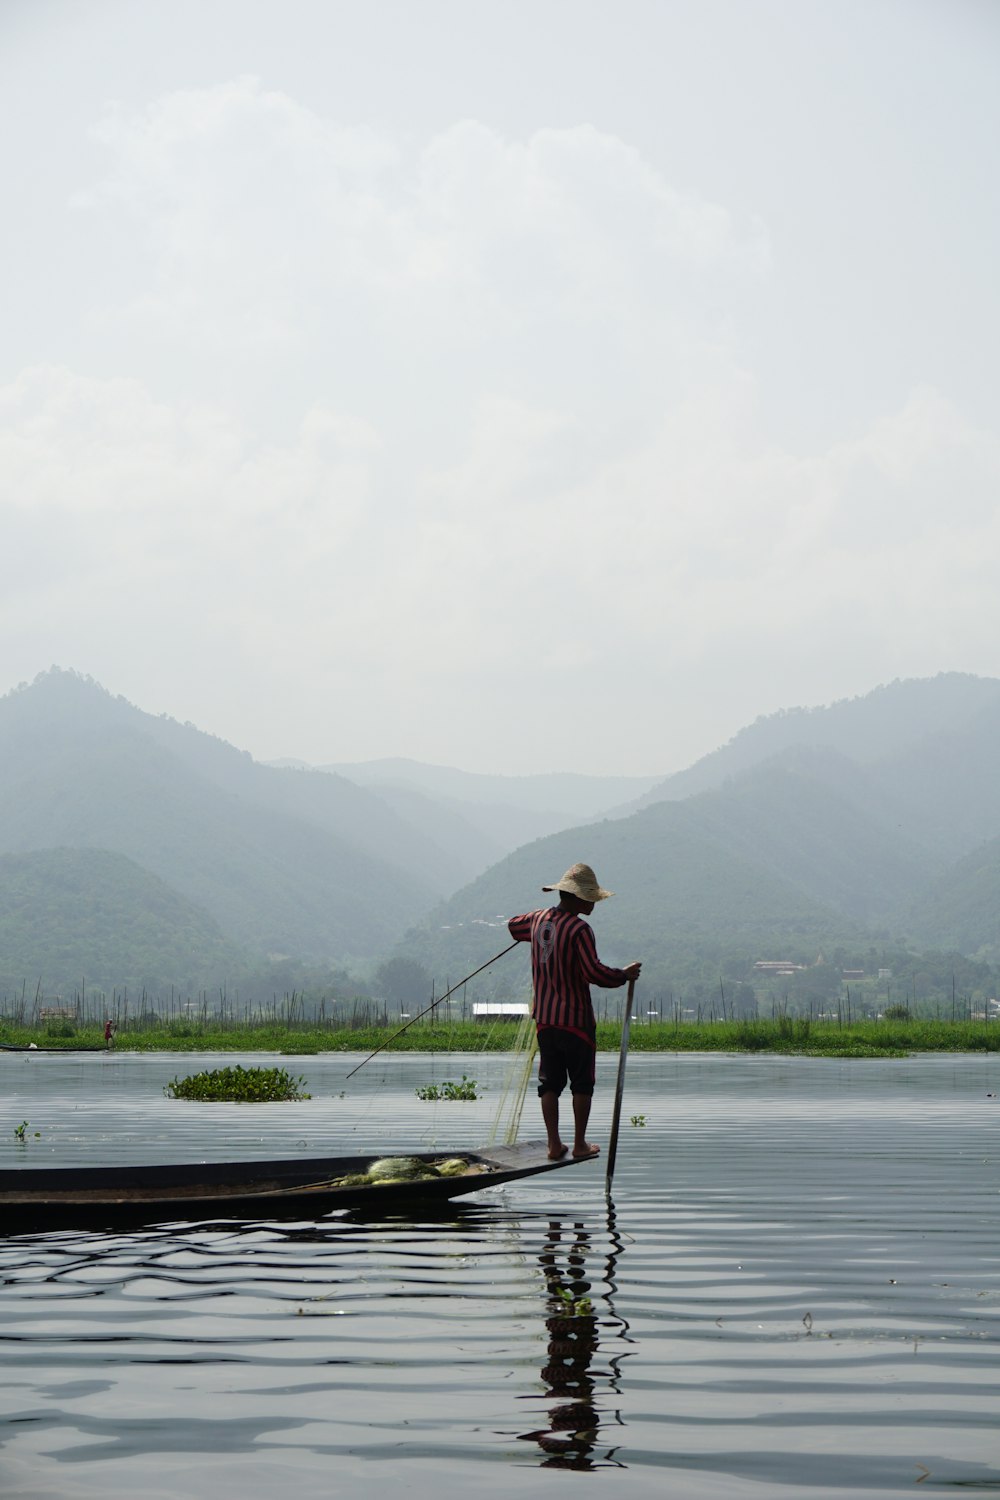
top-left (865, 697), bottom-right (1000, 859)
top-left (0, 848), bottom-right (241, 999)
top-left (396, 723), bottom-right (1000, 995)
top-left (677, 747), bottom-right (930, 925)
top-left (896, 837), bottom-right (1000, 962)
top-left (623, 673), bottom-right (1000, 811)
top-left (4, 668), bottom-right (998, 1000)
top-left (4, 670), bottom-right (480, 892)
top-left (399, 787), bottom-right (866, 998)
top-left (0, 670), bottom-right (446, 962)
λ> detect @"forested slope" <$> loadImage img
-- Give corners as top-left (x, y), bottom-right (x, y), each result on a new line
top-left (0, 848), bottom-right (241, 997)
top-left (0, 671), bottom-right (440, 960)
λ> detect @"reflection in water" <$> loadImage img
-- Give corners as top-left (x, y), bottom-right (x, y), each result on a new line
top-left (6, 1056), bottom-right (1000, 1497)
top-left (518, 1202), bottom-right (632, 1470)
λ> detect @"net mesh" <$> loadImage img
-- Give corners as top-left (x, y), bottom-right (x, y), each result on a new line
top-left (488, 1010), bottom-right (538, 1145)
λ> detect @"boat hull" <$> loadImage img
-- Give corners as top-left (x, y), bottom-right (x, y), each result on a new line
top-left (0, 1141), bottom-right (591, 1231)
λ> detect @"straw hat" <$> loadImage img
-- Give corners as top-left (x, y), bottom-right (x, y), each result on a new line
top-left (542, 862), bottom-right (613, 902)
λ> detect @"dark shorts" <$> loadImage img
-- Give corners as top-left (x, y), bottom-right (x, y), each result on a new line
top-left (536, 1028), bottom-right (596, 1098)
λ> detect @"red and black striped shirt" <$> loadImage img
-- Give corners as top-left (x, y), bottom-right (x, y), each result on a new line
top-left (507, 907), bottom-right (628, 1044)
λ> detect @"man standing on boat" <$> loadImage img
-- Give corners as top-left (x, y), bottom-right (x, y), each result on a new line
top-left (508, 863), bottom-right (641, 1161)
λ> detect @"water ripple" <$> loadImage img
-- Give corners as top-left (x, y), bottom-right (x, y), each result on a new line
top-left (1, 1052), bottom-right (999, 1497)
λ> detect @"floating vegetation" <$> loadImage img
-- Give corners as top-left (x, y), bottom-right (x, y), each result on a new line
top-left (805, 1042), bottom-right (907, 1058)
top-left (165, 1064), bottom-right (310, 1101)
top-left (415, 1075), bottom-right (480, 1101)
top-left (554, 1284), bottom-right (594, 1317)
top-left (630, 1114), bottom-right (647, 1127)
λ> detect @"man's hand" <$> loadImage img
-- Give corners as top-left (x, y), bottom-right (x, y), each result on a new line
top-left (623, 961), bottom-right (642, 981)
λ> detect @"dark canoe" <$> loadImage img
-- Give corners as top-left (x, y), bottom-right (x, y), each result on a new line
top-left (0, 1141), bottom-right (594, 1232)
top-left (1, 1044), bottom-right (106, 1053)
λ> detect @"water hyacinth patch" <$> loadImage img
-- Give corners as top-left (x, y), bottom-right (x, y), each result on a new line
top-left (166, 1064), bottom-right (310, 1101)
top-left (414, 1075), bottom-right (480, 1101)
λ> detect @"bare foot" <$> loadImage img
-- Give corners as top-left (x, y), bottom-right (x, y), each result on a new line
top-left (547, 1143), bottom-right (569, 1160)
top-left (572, 1142), bottom-right (600, 1159)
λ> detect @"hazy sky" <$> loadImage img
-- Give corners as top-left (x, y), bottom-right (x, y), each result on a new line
top-left (1, 0), bottom-right (998, 774)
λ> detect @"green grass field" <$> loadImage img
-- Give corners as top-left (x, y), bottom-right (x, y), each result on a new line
top-left (4, 1015), bottom-right (1000, 1057)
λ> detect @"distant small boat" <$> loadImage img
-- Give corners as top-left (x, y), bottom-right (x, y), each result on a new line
top-left (1, 1044), bottom-right (106, 1053)
top-left (0, 1141), bottom-right (592, 1231)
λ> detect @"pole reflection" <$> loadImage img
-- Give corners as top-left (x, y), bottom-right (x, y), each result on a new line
top-left (517, 1200), bottom-right (632, 1470)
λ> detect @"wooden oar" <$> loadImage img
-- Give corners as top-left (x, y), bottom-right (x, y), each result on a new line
top-left (605, 976), bottom-right (636, 1191)
top-left (345, 940), bottom-right (519, 1079)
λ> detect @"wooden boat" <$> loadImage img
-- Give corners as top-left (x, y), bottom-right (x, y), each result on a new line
top-left (0, 1140), bottom-right (593, 1231)
top-left (1, 1043), bottom-right (106, 1053)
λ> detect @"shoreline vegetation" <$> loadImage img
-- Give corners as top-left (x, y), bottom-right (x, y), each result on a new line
top-left (3, 1016), bottom-right (1000, 1058)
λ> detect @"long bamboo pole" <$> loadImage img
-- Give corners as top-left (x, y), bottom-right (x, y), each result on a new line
top-left (345, 941), bottom-right (519, 1079)
top-left (605, 977), bottom-right (636, 1191)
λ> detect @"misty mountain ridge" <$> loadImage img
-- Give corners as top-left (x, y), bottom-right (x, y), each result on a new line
top-left (272, 755), bottom-right (665, 858)
top-left (5, 670), bottom-right (464, 894)
top-left (618, 672), bottom-right (1000, 813)
top-left (400, 677), bottom-right (1000, 988)
top-left (0, 671), bottom-right (450, 965)
top-left (2, 667), bottom-right (1000, 999)
top-left (0, 670), bottom-right (658, 987)
top-left (320, 757), bottom-right (662, 813)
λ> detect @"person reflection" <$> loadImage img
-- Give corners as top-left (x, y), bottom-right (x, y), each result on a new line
top-left (518, 1220), bottom-right (608, 1471)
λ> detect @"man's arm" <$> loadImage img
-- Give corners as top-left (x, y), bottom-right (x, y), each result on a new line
top-left (575, 923), bottom-right (641, 987)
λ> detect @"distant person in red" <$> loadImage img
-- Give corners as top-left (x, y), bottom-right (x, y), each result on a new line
top-left (103, 1019), bottom-right (115, 1049)
top-left (508, 863), bottom-right (641, 1161)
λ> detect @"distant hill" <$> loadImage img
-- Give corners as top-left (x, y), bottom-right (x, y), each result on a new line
top-left (320, 757), bottom-right (662, 813)
top-left (398, 786), bottom-right (868, 997)
top-left (864, 696), bottom-right (1000, 860)
top-left (0, 848), bottom-right (240, 999)
top-left (678, 747), bottom-right (930, 924)
top-left (4, 668), bottom-right (999, 1000)
top-left (308, 757), bottom-right (665, 855)
top-left (895, 837), bottom-right (1000, 962)
top-left (620, 673), bottom-right (1000, 812)
top-left (8, 671), bottom-right (482, 893)
top-left (396, 697), bottom-right (1000, 994)
top-left (338, 781), bottom-right (507, 885)
top-left (0, 670), bottom-right (450, 963)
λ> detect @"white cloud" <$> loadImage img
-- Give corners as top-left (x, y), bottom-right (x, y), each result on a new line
top-left (2, 74), bottom-right (996, 771)
top-left (3, 357), bottom-right (996, 772)
top-left (76, 77), bottom-right (767, 376)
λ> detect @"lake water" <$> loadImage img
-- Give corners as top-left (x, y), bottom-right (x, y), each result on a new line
top-left (1, 1049), bottom-right (999, 1498)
